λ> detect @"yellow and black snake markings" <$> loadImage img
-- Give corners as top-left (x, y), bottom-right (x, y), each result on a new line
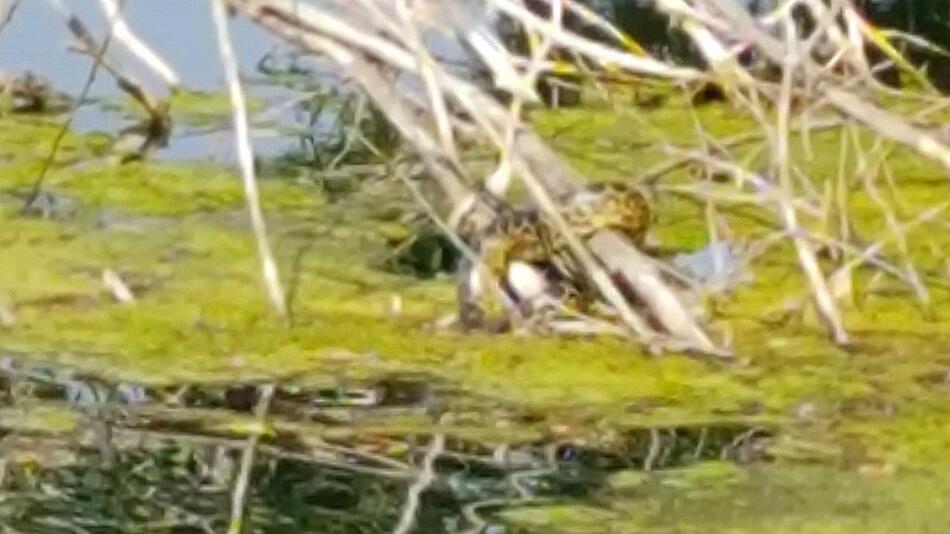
top-left (457, 182), bottom-right (651, 329)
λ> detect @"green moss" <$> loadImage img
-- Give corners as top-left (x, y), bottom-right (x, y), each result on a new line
top-left (168, 89), bottom-right (263, 128)
top-left (506, 464), bottom-right (950, 533)
top-left (46, 161), bottom-right (319, 215)
top-left (0, 219), bottom-right (100, 303)
top-left (0, 116), bottom-right (88, 165)
top-left (3, 100), bottom-right (950, 532)
top-left (501, 505), bottom-right (621, 533)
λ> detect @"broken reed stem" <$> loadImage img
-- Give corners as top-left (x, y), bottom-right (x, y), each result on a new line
top-left (493, 0), bottom-right (701, 80)
top-left (211, 0), bottom-right (288, 320)
top-left (822, 87), bottom-right (950, 175)
top-left (488, 0), bottom-right (561, 196)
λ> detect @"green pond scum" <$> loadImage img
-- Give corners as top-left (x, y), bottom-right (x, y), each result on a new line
top-left (106, 89), bottom-right (264, 129)
top-left (2, 93), bottom-right (950, 532)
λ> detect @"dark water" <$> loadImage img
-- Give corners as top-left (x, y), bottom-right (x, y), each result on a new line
top-left (0, 354), bottom-right (768, 533)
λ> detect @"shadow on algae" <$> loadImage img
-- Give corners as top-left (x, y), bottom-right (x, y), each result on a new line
top-left (1, 95), bottom-right (950, 533)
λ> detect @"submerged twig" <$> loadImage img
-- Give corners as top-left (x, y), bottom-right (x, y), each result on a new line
top-left (392, 430), bottom-right (445, 534)
top-left (226, 384), bottom-right (275, 534)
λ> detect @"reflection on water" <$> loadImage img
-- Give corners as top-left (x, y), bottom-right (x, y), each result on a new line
top-left (0, 354), bottom-right (769, 533)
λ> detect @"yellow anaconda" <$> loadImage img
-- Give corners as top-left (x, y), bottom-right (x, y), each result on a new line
top-left (458, 182), bottom-right (651, 327)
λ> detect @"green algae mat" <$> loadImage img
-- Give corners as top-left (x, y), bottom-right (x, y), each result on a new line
top-left (2, 105), bottom-right (950, 532)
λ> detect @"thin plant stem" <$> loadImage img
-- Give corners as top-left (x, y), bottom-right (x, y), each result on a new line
top-left (21, 0), bottom-right (127, 213)
top-left (211, 0), bottom-right (288, 320)
top-left (227, 384), bottom-right (275, 534)
top-left (392, 430), bottom-right (445, 534)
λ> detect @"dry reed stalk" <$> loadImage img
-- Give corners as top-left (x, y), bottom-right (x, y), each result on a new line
top-left (853, 134), bottom-right (931, 310)
top-left (219, 0), bottom-right (947, 352)
top-left (96, 0), bottom-right (181, 89)
top-left (211, 0), bottom-right (288, 320)
top-left (774, 26), bottom-right (848, 344)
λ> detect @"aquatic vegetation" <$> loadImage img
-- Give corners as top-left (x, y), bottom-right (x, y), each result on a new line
top-left (167, 89), bottom-right (264, 128)
top-left (505, 463), bottom-right (950, 533)
top-left (2, 81), bottom-right (950, 531)
top-left (3, 0), bottom-right (950, 529)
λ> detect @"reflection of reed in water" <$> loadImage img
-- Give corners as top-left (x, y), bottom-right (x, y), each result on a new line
top-left (0, 357), bottom-right (771, 533)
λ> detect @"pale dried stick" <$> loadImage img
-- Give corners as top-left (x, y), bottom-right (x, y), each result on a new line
top-left (393, 0), bottom-right (460, 163)
top-left (825, 201), bottom-right (950, 299)
top-left (211, 0), bottom-right (287, 319)
top-left (834, 126), bottom-right (851, 248)
top-left (490, 0), bottom-right (561, 196)
top-left (558, 0), bottom-right (649, 56)
top-left (96, 0), bottom-right (181, 88)
top-left (492, 0), bottom-right (702, 80)
top-left (852, 132), bottom-right (930, 309)
top-left (774, 17), bottom-right (848, 344)
top-left (824, 87), bottom-right (950, 174)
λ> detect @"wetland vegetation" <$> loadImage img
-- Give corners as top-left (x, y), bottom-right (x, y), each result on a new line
top-left (1, 0), bottom-right (950, 532)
